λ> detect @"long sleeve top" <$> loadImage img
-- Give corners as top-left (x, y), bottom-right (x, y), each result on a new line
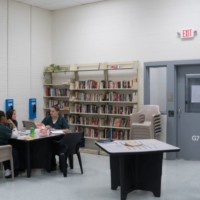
top-left (0, 124), bottom-right (18, 145)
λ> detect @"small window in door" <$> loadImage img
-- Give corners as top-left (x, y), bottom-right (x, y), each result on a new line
top-left (150, 67), bottom-right (166, 113)
top-left (185, 74), bottom-right (200, 113)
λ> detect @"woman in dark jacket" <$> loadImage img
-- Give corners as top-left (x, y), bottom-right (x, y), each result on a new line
top-left (0, 110), bottom-right (19, 178)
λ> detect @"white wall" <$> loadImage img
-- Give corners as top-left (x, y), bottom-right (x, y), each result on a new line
top-left (52, 0), bottom-right (200, 106)
top-left (0, 0), bottom-right (8, 110)
top-left (2, 0), bottom-right (200, 129)
top-left (31, 7), bottom-right (52, 122)
top-left (0, 0), bottom-right (52, 128)
top-left (52, 0), bottom-right (200, 63)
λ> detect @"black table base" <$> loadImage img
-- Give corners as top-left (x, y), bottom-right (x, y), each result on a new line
top-left (110, 153), bottom-right (163, 200)
top-left (10, 135), bottom-right (63, 177)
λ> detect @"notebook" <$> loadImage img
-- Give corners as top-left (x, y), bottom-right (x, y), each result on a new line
top-left (22, 120), bottom-right (37, 130)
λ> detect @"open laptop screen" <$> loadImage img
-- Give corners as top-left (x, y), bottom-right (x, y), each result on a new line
top-left (22, 121), bottom-right (36, 130)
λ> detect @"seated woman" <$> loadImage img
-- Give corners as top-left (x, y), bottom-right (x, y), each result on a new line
top-left (41, 105), bottom-right (69, 170)
top-left (0, 110), bottom-right (19, 178)
top-left (42, 105), bottom-right (69, 132)
top-left (6, 108), bottom-right (18, 129)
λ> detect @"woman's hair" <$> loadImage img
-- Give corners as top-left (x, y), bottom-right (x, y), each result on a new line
top-left (6, 109), bottom-right (18, 128)
top-left (51, 105), bottom-right (60, 112)
top-left (0, 110), bottom-right (5, 118)
top-left (6, 109), bottom-right (15, 120)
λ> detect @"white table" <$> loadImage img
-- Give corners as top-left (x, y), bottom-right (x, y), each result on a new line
top-left (95, 139), bottom-right (180, 200)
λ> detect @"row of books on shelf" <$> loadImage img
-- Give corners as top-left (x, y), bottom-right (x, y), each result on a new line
top-left (84, 128), bottom-right (130, 140)
top-left (99, 117), bottom-right (130, 127)
top-left (71, 92), bottom-right (138, 102)
top-left (69, 116), bottom-right (130, 127)
top-left (84, 128), bottom-right (98, 138)
top-left (73, 92), bottom-right (104, 101)
top-left (103, 129), bottom-right (130, 140)
top-left (45, 101), bottom-right (137, 114)
top-left (99, 105), bottom-right (133, 115)
top-left (70, 104), bottom-right (134, 115)
top-left (45, 100), bottom-right (69, 110)
top-left (45, 88), bottom-right (70, 97)
top-left (107, 79), bottom-right (137, 89)
top-left (71, 104), bottom-right (99, 113)
top-left (107, 92), bottom-right (137, 102)
top-left (70, 80), bottom-right (98, 89)
top-left (70, 116), bottom-right (99, 126)
top-left (70, 79), bottom-right (137, 90)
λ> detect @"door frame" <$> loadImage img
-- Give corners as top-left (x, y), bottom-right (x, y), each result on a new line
top-left (144, 59), bottom-right (200, 159)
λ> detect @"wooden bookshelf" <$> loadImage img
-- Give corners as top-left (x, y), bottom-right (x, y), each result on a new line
top-left (69, 61), bottom-right (139, 152)
top-left (43, 65), bottom-right (72, 118)
top-left (43, 61), bottom-right (139, 153)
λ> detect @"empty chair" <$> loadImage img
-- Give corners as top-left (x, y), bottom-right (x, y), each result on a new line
top-left (0, 145), bottom-right (14, 180)
top-left (53, 132), bottom-right (83, 177)
top-left (130, 105), bottom-right (162, 139)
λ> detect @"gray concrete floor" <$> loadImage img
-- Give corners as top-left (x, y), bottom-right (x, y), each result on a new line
top-left (0, 153), bottom-right (200, 200)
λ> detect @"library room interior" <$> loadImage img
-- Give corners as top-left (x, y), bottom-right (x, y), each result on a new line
top-left (0, 0), bottom-right (200, 200)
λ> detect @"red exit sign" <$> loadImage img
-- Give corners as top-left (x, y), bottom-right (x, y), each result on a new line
top-left (180, 29), bottom-right (194, 39)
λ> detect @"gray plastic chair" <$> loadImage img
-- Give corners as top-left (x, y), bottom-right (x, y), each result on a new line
top-left (0, 145), bottom-right (14, 180)
top-left (130, 105), bottom-right (162, 139)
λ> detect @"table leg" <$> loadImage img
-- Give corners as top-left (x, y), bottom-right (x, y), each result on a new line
top-left (26, 142), bottom-right (31, 178)
top-left (119, 156), bottom-right (128, 200)
top-left (118, 153), bottom-right (163, 200)
top-left (138, 153), bottom-right (162, 197)
top-left (110, 155), bottom-right (120, 190)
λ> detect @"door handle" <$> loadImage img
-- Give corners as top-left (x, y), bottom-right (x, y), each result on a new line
top-left (177, 107), bottom-right (181, 118)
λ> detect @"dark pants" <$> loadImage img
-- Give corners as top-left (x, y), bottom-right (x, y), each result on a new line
top-left (3, 147), bottom-right (20, 171)
top-left (51, 141), bottom-right (67, 170)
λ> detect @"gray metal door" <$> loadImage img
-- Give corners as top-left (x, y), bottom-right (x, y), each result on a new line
top-left (177, 65), bottom-right (200, 160)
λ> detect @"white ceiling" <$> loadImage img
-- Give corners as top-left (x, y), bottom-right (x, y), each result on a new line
top-left (14, 0), bottom-right (108, 10)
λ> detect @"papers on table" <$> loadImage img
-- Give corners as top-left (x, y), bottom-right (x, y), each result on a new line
top-left (17, 129), bottom-right (65, 140)
top-left (50, 130), bottom-right (64, 134)
top-left (17, 135), bottom-right (34, 140)
top-left (96, 139), bottom-right (180, 154)
top-left (18, 130), bottom-right (30, 135)
top-left (124, 140), bottom-right (142, 147)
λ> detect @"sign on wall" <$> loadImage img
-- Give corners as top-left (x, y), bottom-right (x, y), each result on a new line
top-left (29, 98), bottom-right (37, 119)
top-left (5, 99), bottom-right (14, 112)
top-left (177, 29), bottom-right (197, 39)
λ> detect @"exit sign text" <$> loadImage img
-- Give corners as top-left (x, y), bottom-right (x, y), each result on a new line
top-left (180, 29), bottom-right (194, 39)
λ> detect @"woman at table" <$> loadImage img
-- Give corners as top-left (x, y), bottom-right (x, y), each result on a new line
top-left (6, 108), bottom-right (18, 129)
top-left (41, 105), bottom-right (69, 171)
top-left (42, 105), bottom-right (69, 131)
top-left (0, 110), bottom-right (19, 178)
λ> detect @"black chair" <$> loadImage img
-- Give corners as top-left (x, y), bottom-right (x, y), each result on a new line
top-left (53, 132), bottom-right (83, 177)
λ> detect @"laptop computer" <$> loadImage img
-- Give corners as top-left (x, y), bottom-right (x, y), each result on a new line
top-left (22, 120), bottom-right (37, 130)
